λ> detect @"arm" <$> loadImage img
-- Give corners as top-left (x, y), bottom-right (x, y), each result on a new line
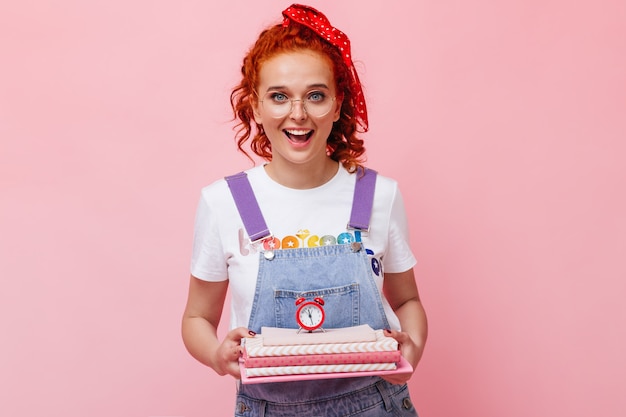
top-left (381, 268), bottom-right (428, 384)
top-left (181, 275), bottom-right (251, 379)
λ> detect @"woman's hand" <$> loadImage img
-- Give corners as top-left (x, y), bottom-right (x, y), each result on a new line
top-left (211, 327), bottom-right (256, 379)
top-left (182, 278), bottom-right (258, 380)
top-left (380, 329), bottom-right (422, 385)
top-left (380, 269), bottom-right (428, 385)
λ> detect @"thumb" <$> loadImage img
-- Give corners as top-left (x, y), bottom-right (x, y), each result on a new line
top-left (227, 327), bottom-right (256, 342)
top-left (384, 328), bottom-right (410, 344)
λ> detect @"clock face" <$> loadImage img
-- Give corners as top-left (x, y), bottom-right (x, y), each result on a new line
top-left (296, 301), bottom-right (325, 331)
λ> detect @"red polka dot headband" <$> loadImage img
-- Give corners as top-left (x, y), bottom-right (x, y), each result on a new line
top-left (282, 4), bottom-right (369, 131)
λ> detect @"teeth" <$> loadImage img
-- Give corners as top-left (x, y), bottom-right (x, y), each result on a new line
top-left (285, 129), bottom-right (311, 136)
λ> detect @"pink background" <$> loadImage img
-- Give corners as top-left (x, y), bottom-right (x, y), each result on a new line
top-left (1, 1), bottom-right (625, 416)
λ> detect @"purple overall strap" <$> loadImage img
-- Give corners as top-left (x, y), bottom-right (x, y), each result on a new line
top-left (348, 168), bottom-right (377, 231)
top-left (224, 172), bottom-right (271, 242)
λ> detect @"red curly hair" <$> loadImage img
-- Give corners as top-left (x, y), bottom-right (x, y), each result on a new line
top-left (230, 21), bottom-right (367, 173)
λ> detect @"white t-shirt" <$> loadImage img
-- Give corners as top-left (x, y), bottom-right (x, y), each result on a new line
top-left (190, 165), bottom-right (417, 330)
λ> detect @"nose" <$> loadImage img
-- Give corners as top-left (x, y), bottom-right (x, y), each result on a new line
top-left (289, 99), bottom-right (307, 120)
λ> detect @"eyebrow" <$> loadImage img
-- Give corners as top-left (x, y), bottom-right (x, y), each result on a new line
top-left (265, 83), bottom-right (332, 92)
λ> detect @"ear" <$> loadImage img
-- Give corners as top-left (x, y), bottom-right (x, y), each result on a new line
top-left (253, 106), bottom-right (263, 124)
top-left (332, 96), bottom-right (343, 122)
top-left (252, 96), bottom-right (263, 124)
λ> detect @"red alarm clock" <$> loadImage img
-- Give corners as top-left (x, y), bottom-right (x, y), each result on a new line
top-left (295, 297), bottom-right (325, 332)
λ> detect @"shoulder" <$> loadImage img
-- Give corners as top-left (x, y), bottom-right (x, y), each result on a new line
top-left (361, 167), bottom-right (400, 199)
top-left (373, 170), bottom-right (399, 190)
top-left (199, 166), bottom-right (266, 201)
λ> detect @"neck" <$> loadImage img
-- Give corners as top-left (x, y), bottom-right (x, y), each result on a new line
top-left (264, 159), bottom-right (339, 189)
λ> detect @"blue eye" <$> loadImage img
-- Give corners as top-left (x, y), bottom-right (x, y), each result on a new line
top-left (270, 92), bottom-right (289, 103)
top-left (307, 92), bottom-right (326, 102)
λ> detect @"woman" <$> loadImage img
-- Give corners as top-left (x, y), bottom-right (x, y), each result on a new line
top-left (182, 4), bottom-right (427, 416)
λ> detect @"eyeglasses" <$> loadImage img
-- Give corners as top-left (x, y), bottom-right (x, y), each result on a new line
top-left (258, 91), bottom-right (336, 118)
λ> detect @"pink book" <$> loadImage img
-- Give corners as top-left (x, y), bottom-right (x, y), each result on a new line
top-left (239, 357), bottom-right (414, 384)
top-left (243, 349), bottom-right (401, 368)
top-left (260, 325), bottom-right (377, 346)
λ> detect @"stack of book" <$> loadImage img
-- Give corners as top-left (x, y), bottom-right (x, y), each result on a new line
top-left (240, 325), bottom-right (407, 383)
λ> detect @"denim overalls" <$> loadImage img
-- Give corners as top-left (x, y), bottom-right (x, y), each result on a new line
top-left (225, 169), bottom-right (418, 417)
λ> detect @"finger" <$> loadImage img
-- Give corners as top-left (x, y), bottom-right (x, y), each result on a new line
top-left (227, 327), bottom-right (257, 341)
top-left (225, 357), bottom-right (242, 379)
top-left (384, 329), bottom-right (410, 344)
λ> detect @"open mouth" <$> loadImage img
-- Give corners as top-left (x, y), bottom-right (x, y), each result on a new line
top-left (284, 129), bottom-right (313, 143)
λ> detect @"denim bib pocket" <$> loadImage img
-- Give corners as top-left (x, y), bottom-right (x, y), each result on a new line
top-left (273, 283), bottom-right (360, 329)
